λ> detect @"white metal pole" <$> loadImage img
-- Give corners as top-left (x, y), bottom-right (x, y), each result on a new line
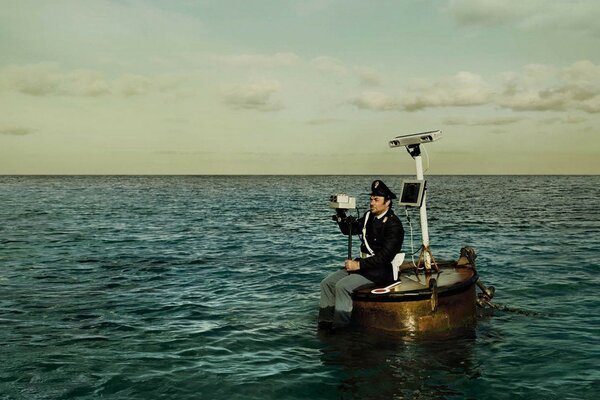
top-left (414, 154), bottom-right (431, 269)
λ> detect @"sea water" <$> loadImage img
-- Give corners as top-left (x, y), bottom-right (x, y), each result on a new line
top-left (1, 175), bottom-right (598, 399)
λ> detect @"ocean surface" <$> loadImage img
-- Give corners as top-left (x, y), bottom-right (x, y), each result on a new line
top-left (1, 175), bottom-right (599, 400)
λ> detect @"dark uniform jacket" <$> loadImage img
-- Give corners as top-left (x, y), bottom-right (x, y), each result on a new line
top-left (337, 209), bottom-right (404, 284)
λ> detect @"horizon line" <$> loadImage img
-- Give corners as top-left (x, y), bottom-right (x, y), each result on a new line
top-left (1, 173), bottom-right (599, 177)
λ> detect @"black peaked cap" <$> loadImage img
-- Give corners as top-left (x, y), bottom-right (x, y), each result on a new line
top-left (370, 180), bottom-right (397, 199)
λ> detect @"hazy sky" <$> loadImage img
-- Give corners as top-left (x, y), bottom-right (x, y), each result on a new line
top-left (1, 0), bottom-right (599, 175)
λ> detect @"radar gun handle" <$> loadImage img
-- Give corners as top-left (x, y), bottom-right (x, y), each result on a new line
top-left (347, 220), bottom-right (352, 259)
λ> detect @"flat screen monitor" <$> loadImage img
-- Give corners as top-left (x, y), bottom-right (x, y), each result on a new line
top-left (398, 180), bottom-right (426, 207)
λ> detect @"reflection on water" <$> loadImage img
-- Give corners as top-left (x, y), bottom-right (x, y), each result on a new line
top-left (318, 328), bottom-right (479, 399)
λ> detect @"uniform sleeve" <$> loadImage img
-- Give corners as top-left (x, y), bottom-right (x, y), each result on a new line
top-left (336, 214), bottom-right (365, 236)
top-left (359, 216), bottom-right (404, 271)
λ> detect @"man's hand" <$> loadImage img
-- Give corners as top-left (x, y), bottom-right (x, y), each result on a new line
top-left (344, 259), bottom-right (360, 272)
top-left (332, 208), bottom-right (347, 222)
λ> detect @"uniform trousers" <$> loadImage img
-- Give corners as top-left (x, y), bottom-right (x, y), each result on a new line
top-left (318, 269), bottom-right (374, 328)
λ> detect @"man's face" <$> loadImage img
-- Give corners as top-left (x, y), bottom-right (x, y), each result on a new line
top-left (370, 195), bottom-right (389, 215)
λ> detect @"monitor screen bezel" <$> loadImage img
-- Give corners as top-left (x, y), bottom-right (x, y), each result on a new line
top-left (398, 179), bottom-right (426, 207)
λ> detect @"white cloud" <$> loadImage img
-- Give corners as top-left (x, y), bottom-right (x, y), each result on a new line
top-left (349, 61), bottom-right (600, 114)
top-left (350, 71), bottom-right (491, 111)
top-left (210, 52), bottom-right (300, 68)
top-left (311, 57), bottom-right (386, 87)
top-left (349, 91), bottom-right (401, 111)
top-left (446, 0), bottom-right (600, 35)
top-left (221, 81), bottom-right (283, 111)
top-left (0, 63), bottom-right (182, 97)
top-left (498, 60), bottom-right (600, 113)
top-left (518, 1), bottom-right (600, 34)
top-left (0, 63), bottom-right (64, 96)
top-left (115, 74), bottom-right (153, 97)
top-left (444, 116), bottom-right (522, 126)
top-left (539, 116), bottom-right (587, 125)
top-left (402, 71), bottom-right (492, 111)
top-left (311, 56), bottom-right (348, 75)
top-left (306, 118), bottom-right (341, 125)
top-left (446, 0), bottom-right (535, 26)
top-left (0, 125), bottom-right (35, 136)
top-left (561, 60), bottom-right (600, 86)
top-left (354, 66), bottom-right (384, 86)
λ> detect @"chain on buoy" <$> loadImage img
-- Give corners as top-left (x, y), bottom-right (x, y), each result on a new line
top-left (458, 246), bottom-right (497, 309)
top-left (459, 246), bottom-right (543, 316)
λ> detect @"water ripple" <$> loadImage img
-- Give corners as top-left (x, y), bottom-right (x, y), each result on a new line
top-left (1, 175), bottom-right (599, 399)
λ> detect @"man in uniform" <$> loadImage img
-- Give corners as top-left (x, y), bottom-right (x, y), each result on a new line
top-left (319, 179), bottom-right (404, 330)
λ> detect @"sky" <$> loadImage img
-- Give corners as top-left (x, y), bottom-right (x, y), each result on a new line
top-left (1, 0), bottom-right (599, 175)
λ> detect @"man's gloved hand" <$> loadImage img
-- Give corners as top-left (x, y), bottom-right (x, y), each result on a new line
top-left (331, 208), bottom-right (346, 222)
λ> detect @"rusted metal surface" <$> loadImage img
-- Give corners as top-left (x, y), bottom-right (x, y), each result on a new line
top-left (351, 264), bottom-right (478, 333)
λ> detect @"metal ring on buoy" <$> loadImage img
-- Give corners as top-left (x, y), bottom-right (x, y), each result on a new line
top-left (429, 278), bottom-right (438, 311)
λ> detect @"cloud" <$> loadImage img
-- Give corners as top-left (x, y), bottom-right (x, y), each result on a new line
top-left (221, 81), bottom-right (283, 111)
top-left (210, 52), bottom-right (300, 68)
top-left (311, 57), bottom-right (386, 87)
top-left (0, 63), bottom-right (63, 96)
top-left (498, 60), bottom-right (600, 113)
top-left (310, 56), bottom-right (348, 75)
top-left (539, 116), bottom-right (587, 125)
top-left (306, 118), bottom-right (342, 125)
top-left (402, 71), bottom-right (492, 110)
top-left (155, 150), bottom-right (212, 156)
top-left (115, 74), bottom-right (154, 97)
top-left (446, 0), bottom-right (535, 26)
top-left (518, 1), bottom-right (600, 35)
top-left (354, 66), bottom-right (384, 86)
top-left (350, 71), bottom-right (491, 111)
top-left (350, 61), bottom-right (600, 114)
top-left (349, 91), bottom-right (401, 111)
top-left (443, 116), bottom-right (522, 126)
top-left (0, 125), bottom-right (34, 136)
top-left (446, 0), bottom-right (600, 35)
top-left (0, 63), bottom-right (181, 97)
